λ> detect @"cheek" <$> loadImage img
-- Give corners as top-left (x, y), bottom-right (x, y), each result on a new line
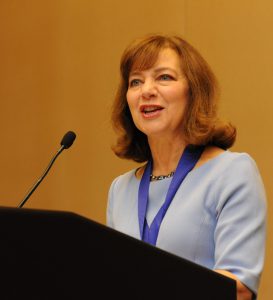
top-left (126, 90), bottom-right (137, 112)
top-left (166, 88), bottom-right (189, 107)
top-left (126, 93), bottom-right (132, 112)
top-left (166, 90), bottom-right (189, 121)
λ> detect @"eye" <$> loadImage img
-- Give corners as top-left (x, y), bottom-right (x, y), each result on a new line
top-left (159, 74), bottom-right (174, 81)
top-left (129, 78), bottom-right (142, 87)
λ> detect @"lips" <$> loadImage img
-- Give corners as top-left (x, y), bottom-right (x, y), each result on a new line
top-left (139, 104), bottom-right (164, 119)
top-left (140, 105), bottom-right (163, 114)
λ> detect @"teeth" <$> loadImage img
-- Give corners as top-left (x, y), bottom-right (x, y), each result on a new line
top-left (145, 108), bottom-right (157, 112)
top-left (143, 106), bottom-right (162, 113)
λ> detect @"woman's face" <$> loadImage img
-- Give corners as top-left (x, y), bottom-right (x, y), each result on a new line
top-left (126, 48), bottom-right (189, 140)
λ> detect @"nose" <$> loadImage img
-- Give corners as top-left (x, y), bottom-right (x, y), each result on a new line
top-left (141, 79), bottom-right (157, 99)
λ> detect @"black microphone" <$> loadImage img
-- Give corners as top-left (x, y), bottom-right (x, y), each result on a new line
top-left (18, 131), bottom-right (76, 208)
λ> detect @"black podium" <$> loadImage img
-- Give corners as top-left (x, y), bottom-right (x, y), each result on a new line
top-left (0, 206), bottom-right (236, 299)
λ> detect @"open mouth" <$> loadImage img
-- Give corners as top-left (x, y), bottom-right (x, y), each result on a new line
top-left (140, 105), bottom-right (164, 115)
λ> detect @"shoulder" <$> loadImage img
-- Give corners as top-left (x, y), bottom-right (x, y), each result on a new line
top-left (107, 168), bottom-right (138, 219)
top-left (192, 148), bottom-right (267, 211)
top-left (107, 167), bottom-right (140, 228)
top-left (198, 146), bottom-right (261, 176)
top-left (198, 146), bottom-right (255, 168)
top-left (108, 168), bottom-right (139, 194)
top-left (210, 150), bottom-right (267, 214)
top-left (216, 150), bottom-right (262, 180)
top-left (207, 149), bottom-right (265, 193)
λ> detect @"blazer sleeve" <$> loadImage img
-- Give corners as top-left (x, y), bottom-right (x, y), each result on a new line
top-left (213, 154), bottom-right (267, 296)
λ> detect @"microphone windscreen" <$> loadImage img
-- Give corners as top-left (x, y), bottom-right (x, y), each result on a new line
top-left (61, 131), bottom-right (76, 149)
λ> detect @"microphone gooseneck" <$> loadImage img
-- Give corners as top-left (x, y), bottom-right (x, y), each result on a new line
top-left (18, 131), bottom-right (76, 208)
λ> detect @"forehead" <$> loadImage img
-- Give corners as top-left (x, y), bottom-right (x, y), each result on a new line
top-left (130, 48), bottom-right (181, 74)
top-left (155, 48), bottom-right (181, 67)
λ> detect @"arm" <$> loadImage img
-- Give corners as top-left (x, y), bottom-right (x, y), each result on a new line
top-left (213, 154), bottom-right (267, 298)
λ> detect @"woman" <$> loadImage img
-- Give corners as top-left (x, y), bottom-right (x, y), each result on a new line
top-left (107, 34), bottom-right (267, 300)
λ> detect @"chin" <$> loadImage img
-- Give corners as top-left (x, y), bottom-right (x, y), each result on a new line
top-left (141, 128), bottom-right (167, 138)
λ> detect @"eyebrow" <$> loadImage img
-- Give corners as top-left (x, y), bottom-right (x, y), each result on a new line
top-left (129, 67), bottom-right (177, 77)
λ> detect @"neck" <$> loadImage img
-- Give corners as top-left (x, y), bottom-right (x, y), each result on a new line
top-left (148, 134), bottom-right (187, 176)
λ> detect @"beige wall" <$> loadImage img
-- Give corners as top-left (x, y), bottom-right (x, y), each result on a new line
top-left (0, 1), bottom-right (272, 298)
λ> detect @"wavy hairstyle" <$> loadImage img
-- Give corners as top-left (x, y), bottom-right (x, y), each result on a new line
top-left (111, 34), bottom-right (236, 163)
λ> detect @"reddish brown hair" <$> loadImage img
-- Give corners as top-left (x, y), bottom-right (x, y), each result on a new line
top-left (111, 34), bottom-right (236, 163)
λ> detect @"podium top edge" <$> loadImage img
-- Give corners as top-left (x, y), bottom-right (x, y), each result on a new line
top-left (0, 205), bottom-right (93, 222)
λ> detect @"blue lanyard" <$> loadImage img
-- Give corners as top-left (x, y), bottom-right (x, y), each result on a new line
top-left (138, 145), bottom-right (204, 246)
